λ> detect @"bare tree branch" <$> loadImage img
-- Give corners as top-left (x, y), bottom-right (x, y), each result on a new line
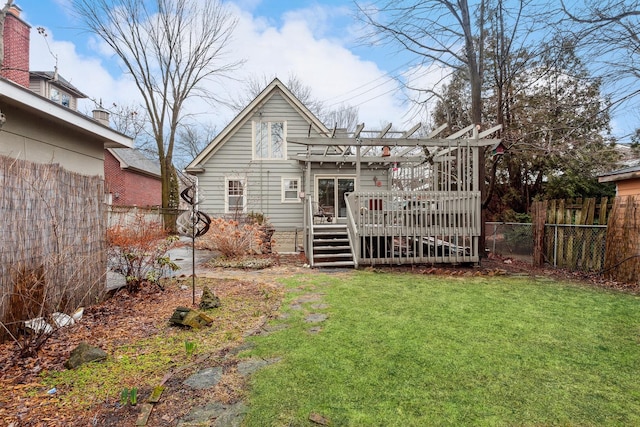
top-left (72, 0), bottom-right (242, 228)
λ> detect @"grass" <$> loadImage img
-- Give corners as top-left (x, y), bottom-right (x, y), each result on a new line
top-left (38, 277), bottom-right (278, 409)
top-left (242, 271), bottom-right (640, 426)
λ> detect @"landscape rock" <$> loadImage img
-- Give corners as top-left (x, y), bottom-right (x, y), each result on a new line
top-left (199, 285), bottom-right (221, 310)
top-left (305, 313), bottom-right (328, 323)
top-left (64, 342), bottom-right (107, 369)
top-left (170, 306), bottom-right (214, 329)
top-left (183, 366), bottom-right (223, 390)
top-left (236, 357), bottom-right (281, 377)
top-left (177, 401), bottom-right (247, 427)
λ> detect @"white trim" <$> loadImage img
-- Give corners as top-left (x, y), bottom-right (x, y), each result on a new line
top-left (224, 176), bottom-right (246, 214)
top-left (281, 176), bottom-right (302, 203)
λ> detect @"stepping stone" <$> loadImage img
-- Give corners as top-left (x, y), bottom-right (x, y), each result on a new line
top-left (177, 401), bottom-right (247, 427)
top-left (305, 313), bottom-right (327, 323)
top-left (183, 366), bottom-right (223, 390)
top-left (261, 323), bottom-right (289, 335)
top-left (225, 342), bottom-right (255, 358)
top-left (311, 303), bottom-right (329, 310)
top-left (236, 357), bottom-right (281, 377)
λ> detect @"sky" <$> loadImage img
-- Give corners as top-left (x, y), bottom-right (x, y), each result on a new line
top-left (10, 0), bottom-right (638, 144)
top-left (14, 0), bottom-right (431, 138)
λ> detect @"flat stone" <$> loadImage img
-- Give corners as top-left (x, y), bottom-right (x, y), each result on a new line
top-left (236, 357), bottom-right (281, 377)
top-left (311, 303), bottom-right (329, 310)
top-left (261, 323), bottom-right (289, 335)
top-left (214, 402), bottom-right (248, 427)
top-left (308, 326), bottom-right (323, 334)
top-left (177, 402), bottom-right (248, 427)
top-left (305, 313), bottom-right (328, 323)
top-left (183, 366), bottom-right (223, 390)
top-left (225, 342), bottom-right (255, 358)
top-left (292, 294), bottom-right (324, 304)
top-left (65, 342), bottom-right (107, 369)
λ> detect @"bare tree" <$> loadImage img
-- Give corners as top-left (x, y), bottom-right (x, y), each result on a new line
top-left (356, 0), bottom-right (487, 125)
top-left (73, 0), bottom-right (241, 229)
top-left (231, 73), bottom-right (360, 131)
top-left (175, 122), bottom-right (218, 170)
top-left (560, 1), bottom-right (640, 138)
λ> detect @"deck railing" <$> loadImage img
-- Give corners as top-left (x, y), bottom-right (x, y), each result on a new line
top-left (345, 191), bottom-right (481, 265)
top-left (344, 196), bottom-right (360, 268)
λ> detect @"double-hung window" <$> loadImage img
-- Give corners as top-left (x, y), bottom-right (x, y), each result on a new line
top-left (225, 178), bottom-right (246, 213)
top-left (254, 121), bottom-right (286, 160)
top-left (282, 177), bottom-right (301, 203)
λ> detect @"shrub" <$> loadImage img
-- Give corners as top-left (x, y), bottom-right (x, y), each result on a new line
top-left (197, 217), bottom-right (266, 258)
top-left (106, 217), bottom-right (181, 292)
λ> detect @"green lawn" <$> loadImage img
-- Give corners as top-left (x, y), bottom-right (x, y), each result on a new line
top-left (242, 271), bottom-right (640, 426)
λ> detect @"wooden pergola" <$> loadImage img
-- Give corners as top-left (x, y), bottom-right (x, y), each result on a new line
top-left (288, 123), bottom-right (503, 267)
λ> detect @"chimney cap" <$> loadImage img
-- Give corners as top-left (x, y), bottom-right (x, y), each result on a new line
top-left (8, 4), bottom-right (23, 17)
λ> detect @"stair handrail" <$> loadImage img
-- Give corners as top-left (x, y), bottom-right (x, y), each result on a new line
top-left (306, 196), bottom-right (315, 267)
top-left (344, 192), bottom-right (359, 268)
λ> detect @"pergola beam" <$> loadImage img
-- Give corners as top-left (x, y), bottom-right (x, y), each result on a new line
top-left (292, 154), bottom-right (427, 163)
top-left (288, 137), bottom-right (501, 147)
top-left (401, 122), bottom-right (421, 138)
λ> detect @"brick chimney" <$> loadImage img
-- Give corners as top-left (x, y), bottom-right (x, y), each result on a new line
top-left (1, 3), bottom-right (30, 88)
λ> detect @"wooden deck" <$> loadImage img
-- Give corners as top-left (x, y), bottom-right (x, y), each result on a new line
top-left (345, 191), bottom-right (481, 265)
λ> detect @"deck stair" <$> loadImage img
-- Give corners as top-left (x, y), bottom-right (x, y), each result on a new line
top-left (312, 224), bottom-right (355, 268)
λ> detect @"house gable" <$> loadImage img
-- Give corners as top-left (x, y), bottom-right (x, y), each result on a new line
top-left (186, 78), bottom-right (329, 229)
top-left (186, 78), bottom-right (328, 172)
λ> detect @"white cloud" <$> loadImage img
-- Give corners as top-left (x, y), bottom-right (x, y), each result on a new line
top-left (27, 1), bottom-right (417, 133)
top-left (29, 27), bottom-right (141, 115)
top-left (221, 2), bottom-right (409, 130)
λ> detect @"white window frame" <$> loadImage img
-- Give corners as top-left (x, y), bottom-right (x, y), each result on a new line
top-left (281, 177), bottom-right (301, 203)
top-left (252, 120), bottom-right (287, 160)
top-left (225, 177), bottom-right (246, 213)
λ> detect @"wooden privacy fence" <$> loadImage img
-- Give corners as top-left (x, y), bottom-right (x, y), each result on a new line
top-left (0, 156), bottom-right (107, 340)
top-left (532, 198), bottom-right (611, 271)
top-left (603, 196), bottom-right (640, 283)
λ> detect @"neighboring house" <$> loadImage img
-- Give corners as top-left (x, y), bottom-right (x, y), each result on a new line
top-left (598, 162), bottom-right (640, 196)
top-left (105, 148), bottom-right (162, 206)
top-left (0, 4), bottom-right (132, 173)
top-left (187, 78), bottom-right (501, 268)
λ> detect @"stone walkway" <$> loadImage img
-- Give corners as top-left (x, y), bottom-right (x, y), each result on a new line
top-left (175, 268), bottom-right (336, 426)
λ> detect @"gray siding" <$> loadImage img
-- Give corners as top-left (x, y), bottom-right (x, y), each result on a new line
top-left (197, 91), bottom-right (321, 230)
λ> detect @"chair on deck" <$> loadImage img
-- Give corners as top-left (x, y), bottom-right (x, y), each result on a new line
top-left (313, 204), bottom-right (334, 223)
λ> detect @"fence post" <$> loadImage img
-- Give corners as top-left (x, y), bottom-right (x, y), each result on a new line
top-left (532, 200), bottom-right (547, 266)
top-left (553, 224), bottom-right (558, 267)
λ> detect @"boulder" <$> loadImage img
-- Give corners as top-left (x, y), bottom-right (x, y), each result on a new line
top-left (170, 307), bottom-right (213, 329)
top-left (65, 342), bottom-right (107, 369)
top-left (199, 286), bottom-right (221, 310)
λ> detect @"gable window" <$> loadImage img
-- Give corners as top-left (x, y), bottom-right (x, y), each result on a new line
top-left (282, 177), bottom-right (301, 202)
top-left (225, 178), bottom-right (246, 213)
top-left (254, 121), bottom-right (286, 160)
top-left (50, 88), bottom-right (71, 108)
